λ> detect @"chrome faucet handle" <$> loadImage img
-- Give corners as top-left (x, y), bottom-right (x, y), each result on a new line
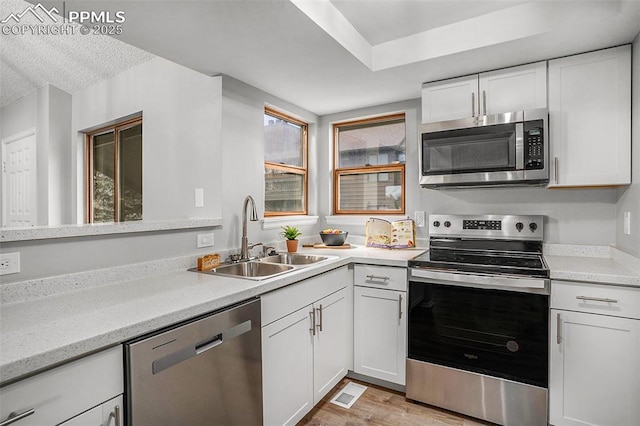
top-left (262, 246), bottom-right (277, 257)
top-left (228, 253), bottom-right (242, 263)
top-left (248, 242), bottom-right (263, 250)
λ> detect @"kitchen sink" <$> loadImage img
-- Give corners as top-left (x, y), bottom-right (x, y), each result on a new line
top-left (260, 253), bottom-right (329, 265)
top-left (209, 261), bottom-right (294, 280)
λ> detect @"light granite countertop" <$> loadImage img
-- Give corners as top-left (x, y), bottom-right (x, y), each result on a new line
top-left (0, 245), bottom-right (424, 384)
top-left (544, 244), bottom-right (640, 287)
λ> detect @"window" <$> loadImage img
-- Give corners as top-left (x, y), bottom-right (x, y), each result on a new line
top-left (85, 117), bottom-right (142, 223)
top-left (333, 114), bottom-right (405, 214)
top-left (264, 107), bottom-right (308, 216)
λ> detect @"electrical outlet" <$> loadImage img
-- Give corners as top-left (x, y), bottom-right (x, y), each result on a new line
top-left (623, 212), bottom-right (631, 235)
top-left (415, 211), bottom-right (426, 227)
top-left (197, 232), bottom-right (215, 248)
top-left (0, 252), bottom-right (20, 275)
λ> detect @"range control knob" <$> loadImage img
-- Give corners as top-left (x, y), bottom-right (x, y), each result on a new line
top-left (529, 222), bottom-right (538, 232)
top-left (515, 222), bottom-right (524, 232)
top-left (433, 221), bottom-right (440, 227)
top-left (444, 221), bottom-right (451, 228)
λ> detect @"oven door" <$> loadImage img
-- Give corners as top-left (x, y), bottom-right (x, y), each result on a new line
top-left (408, 274), bottom-right (549, 387)
top-left (420, 122), bottom-right (524, 187)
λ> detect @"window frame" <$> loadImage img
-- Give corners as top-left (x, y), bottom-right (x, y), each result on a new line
top-left (333, 113), bottom-right (406, 215)
top-left (264, 107), bottom-right (308, 217)
top-left (84, 116), bottom-right (143, 223)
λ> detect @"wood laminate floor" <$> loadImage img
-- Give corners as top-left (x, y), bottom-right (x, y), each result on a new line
top-left (298, 378), bottom-right (492, 426)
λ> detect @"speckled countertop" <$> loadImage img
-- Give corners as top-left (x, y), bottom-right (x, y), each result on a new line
top-left (544, 244), bottom-right (640, 287)
top-left (0, 245), bottom-right (424, 385)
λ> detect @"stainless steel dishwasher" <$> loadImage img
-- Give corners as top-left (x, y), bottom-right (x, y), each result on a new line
top-left (124, 298), bottom-right (262, 425)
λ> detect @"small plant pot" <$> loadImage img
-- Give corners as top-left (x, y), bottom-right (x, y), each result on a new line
top-left (286, 239), bottom-right (299, 253)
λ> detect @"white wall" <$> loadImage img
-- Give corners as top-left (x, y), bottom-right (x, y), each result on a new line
top-left (615, 33), bottom-right (640, 257)
top-left (0, 85), bottom-right (72, 227)
top-left (72, 57), bottom-right (222, 223)
top-left (218, 76), bottom-right (319, 251)
top-left (317, 99), bottom-right (619, 246)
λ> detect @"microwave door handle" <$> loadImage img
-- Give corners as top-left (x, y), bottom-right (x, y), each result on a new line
top-left (515, 123), bottom-right (524, 170)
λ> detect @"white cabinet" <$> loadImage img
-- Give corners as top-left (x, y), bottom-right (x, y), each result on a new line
top-left (548, 45), bottom-right (631, 187)
top-left (353, 265), bottom-right (407, 385)
top-left (261, 266), bottom-right (351, 426)
top-left (422, 61), bottom-right (547, 123)
top-left (60, 395), bottom-right (123, 426)
top-left (0, 346), bottom-right (123, 426)
top-left (549, 280), bottom-right (640, 426)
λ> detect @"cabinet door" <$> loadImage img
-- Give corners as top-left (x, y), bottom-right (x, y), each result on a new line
top-left (549, 309), bottom-right (640, 426)
top-left (479, 61), bottom-right (547, 115)
top-left (548, 45), bottom-right (631, 187)
top-left (313, 288), bottom-right (350, 404)
top-left (262, 307), bottom-right (314, 426)
top-left (422, 75), bottom-right (478, 123)
top-left (354, 287), bottom-right (406, 385)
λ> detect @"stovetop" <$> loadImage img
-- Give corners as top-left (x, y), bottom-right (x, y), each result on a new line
top-left (409, 214), bottom-right (549, 278)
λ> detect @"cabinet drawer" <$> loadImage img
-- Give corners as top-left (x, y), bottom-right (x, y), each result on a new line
top-left (355, 265), bottom-right (407, 292)
top-left (0, 346), bottom-right (123, 426)
top-left (551, 280), bottom-right (640, 319)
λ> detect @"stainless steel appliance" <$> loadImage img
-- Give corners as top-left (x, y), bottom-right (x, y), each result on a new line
top-left (420, 109), bottom-right (548, 188)
top-left (407, 214), bottom-right (549, 426)
top-left (125, 298), bottom-right (262, 425)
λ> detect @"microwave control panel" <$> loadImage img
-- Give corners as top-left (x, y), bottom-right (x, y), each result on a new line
top-left (524, 124), bottom-right (544, 170)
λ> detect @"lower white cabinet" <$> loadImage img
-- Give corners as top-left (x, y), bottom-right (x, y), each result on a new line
top-left (353, 265), bottom-right (407, 385)
top-left (60, 395), bottom-right (123, 426)
top-left (261, 266), bottom-right (351, 426)
top-left (549, 281), bottom-right (640, 426)
top-left (0, 346), bottom-right (123, 426)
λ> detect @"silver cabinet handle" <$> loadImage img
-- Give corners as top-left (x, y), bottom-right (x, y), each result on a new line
top-left (482, 90), bottom-right (487, 116)
top-left (556, 313), bottom-right (562, 345)
top-left (317, 304), bottom-right (323, 332)
top-left (398, 294), bottom-right (403, 320)
top-left (554, 157), bottom-right (559, 184)
top-left (471, 92), bottom-right (475, 117)
top-left (576, 296), bottom-right (619, 304)
top-left (366, 274), bottom-right (390, 282)
top-left (0, 409), bottom-right (35, 426)
top-left (107, 405), bottom-right (121, 426)
top-left (309, 308), bottom-right (316, 336)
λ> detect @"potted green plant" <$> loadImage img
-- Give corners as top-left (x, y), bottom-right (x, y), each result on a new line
top-left (281, 225), bottom-right (302, 252)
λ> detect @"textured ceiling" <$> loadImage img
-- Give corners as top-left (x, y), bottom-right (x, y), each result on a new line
top-left (0, 0), bottom-right (154, 108)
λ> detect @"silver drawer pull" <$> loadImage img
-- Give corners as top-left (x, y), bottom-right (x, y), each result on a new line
top-left (556, 313), bottom-right (562, 345)
top-left (366, 274), bottom-right (390, 282)
top-left (1, 409), bottom-right (35, 426)
top-left (576, 296), bottom-right (619, 304)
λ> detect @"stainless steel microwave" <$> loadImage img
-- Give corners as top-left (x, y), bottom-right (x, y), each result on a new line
top-left (420, 109), bottom-right (549, 188)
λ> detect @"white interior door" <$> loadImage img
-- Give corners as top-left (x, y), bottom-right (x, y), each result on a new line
top-left (2, 129), bottom-right (37, 227)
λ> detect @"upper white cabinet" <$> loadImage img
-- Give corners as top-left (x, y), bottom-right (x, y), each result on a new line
top-left (421, 61), bottom-right (547, 123)
top-left (548, 45), bottom-right (631, 187)
top-left (549, 280), bottom-right (640, 426)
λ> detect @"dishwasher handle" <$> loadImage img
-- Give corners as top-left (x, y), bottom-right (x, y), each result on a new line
top-left (152, 320), bottom-right (251, 375)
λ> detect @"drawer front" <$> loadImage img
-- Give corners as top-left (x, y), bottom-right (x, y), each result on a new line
top-left (355, 265), bottom-right (407, 292)
top-left (551, 280), bottom-right (640, 319)
top-left (261, 266), bottom-right (350, 327)
top-left (0, 346), bottom-right (123, 426)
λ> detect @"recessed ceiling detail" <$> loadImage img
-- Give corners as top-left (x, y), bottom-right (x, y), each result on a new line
top-left (294, 0), bottom-right (624, 71)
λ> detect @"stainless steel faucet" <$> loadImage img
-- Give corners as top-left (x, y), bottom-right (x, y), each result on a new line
top-left (241, 195), bottom-right (259, 260)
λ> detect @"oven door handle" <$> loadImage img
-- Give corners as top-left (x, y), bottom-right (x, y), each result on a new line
top-left (410, 268), bottom-right (547, 290)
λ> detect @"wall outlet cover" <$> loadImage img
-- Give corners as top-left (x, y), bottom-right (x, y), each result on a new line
top-left (197, 232), bottom-right (215, 248)
top-left (415, 211), bottom-right (426, 227)
top-left (0, 252), bottom-right (20, 275)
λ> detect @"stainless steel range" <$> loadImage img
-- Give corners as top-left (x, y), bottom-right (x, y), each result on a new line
top-left (407, 214), bottom-right (549, 426)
